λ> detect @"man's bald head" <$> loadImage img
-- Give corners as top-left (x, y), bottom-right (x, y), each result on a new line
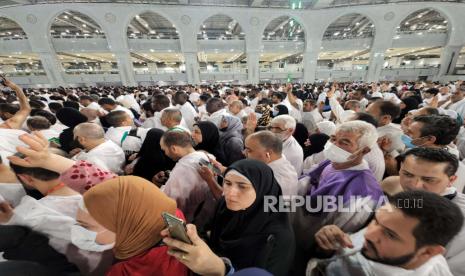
top-left (80, 108), bottom-right (98, 121)
top-left (74, 122), bottom-right (105, 140)
top-left (161, 108), bottom-right (183, 128)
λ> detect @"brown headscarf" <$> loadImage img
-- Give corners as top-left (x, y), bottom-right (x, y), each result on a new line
top-left (83, 176), bottom-right (176, 260)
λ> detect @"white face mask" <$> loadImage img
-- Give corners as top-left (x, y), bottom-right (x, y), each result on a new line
top-left (70, 224), bottom-right (114, 252)
top-left (323, 141), bottom-right (352, 164)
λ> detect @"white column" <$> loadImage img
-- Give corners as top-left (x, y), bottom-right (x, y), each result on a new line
top-left (184, 52), bottom-right (200, 84)
top-left (105, 20), bottom-right (136, 86)
top-left (37, 52), bottom-right (67, 87)
top-left (303, 48), bottom-right (320, 83)
top-left (113, 51), bottom-right (136, 86)
top-left (366, 47), bottom-right (387, 82)
top-left (247, 51), bottom-right (260, 84)
top-left (26, 33), bottom-right (67, 87)
top-left (437, 45), bottom-right (462, 77)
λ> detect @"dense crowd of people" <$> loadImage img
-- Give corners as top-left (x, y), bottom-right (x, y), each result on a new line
top-left (0, 75), bottom-right (465, 275)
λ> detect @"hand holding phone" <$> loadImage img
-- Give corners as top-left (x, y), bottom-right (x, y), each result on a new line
top-left (198, 158), bottom-right (221, 176)
top-left (162, 212), bottom-right (192, 245)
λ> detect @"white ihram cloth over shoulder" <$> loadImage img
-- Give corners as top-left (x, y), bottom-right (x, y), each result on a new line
top-left (142, 107), bottom-right (190, 131)
top-left (1, 195), bottom-right (112, 275)
top-left (72, 140), bottom-right (125, 174)
top-left (268, 156), bottom-right (299, 196)
top-left (323, 228), bottom-right (453, 276)
top-left (282, 136), bottom-right (304, 176)
top-left (162, 151), bottom-right (217, 228)
top-left (178, 102), bottom-right (198, 130)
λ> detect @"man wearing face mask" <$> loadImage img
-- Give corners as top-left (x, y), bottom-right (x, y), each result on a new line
top-left (313, 191), bottom-right (462, 276)
top-left (292, 120), bottom-right (383, 275)
top-left (399, 114), bottom-right (465, 190)
top-left (269, 115), bottom-right (304, 175)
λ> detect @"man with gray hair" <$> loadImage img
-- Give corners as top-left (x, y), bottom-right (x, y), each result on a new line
top-left (160, 108), bottom-right (190, 132)
top-left (269, 114), bottom-right (304, 175)
top-left (292, 120), bottom-right (383, 274)
top-left (244, 131), bottom-right (299, 196)
top-left (72, 122), bottom-right (125, 174)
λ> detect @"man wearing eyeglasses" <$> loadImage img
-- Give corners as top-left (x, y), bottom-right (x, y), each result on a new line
top-left (268, 115), bottom-right (304, 176)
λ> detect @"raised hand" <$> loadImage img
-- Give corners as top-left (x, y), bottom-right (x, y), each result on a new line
top-left (315, 225), bottom-right (354, 251)
top-left (8, 132), bottom-right (51, 168)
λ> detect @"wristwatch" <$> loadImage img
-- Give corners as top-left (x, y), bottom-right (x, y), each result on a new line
top-left (221, 257), bottom-right (235, 276)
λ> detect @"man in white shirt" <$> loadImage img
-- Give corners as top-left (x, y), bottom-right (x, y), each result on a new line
top-left (380, 148), bottom-right (465, 275)
top-left (438, 85), bottom-right (451, 107)
top-left (79, 95), bottom-right (101, 111)
top-left (5, 155), bottom-right (110, 275)
top-left (72, 123), bottom-right (125, 174)
top-left (196, 94), bottom-right (210, 120)
top-left (244, 131), bottom-right (298, 196)
top-left (326, 85), bottom-right (361, 124)
top-left (446, 83), bottom-right (465, 119)
top-left (366, 100), bottom-right (404, 156)
top-left (314, 190), bottom-right (461, 276)
top-left (98, 97), bottom-right (134, 119)
top-left (401, 114), bottom-right (465, 190)
top-left (26, 116), bottom-right (59, 141)
top-left (160, 108), bottom-right (191, 133)
top-left (228, 100), bottom-right (247, 119)
top-left (173, 91), bottom-right (198, 130)
top-left (155, 130), bottom-right (216, 229)
top-left (104, 110), bottom-right (143, 156)
top-left (349, 87), bottom-right (369, 111)
top-left (204, 97), bottom-right (228, 127)
top-left (269, 115), bottom-right (304, 175)
top-left (301, 100), bottom-right (322, 133)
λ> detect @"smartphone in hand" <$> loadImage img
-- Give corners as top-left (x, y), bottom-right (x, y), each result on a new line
top-left (198, 158), bottom-right (222, 175)
top-left (162, 212), bottom-right (192, 245)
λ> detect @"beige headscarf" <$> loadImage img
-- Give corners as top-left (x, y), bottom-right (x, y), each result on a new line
top-left (84, 176), bottom-right (176, 260)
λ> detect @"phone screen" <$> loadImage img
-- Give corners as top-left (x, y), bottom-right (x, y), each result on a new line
top-left (199, 158), bottom-right (222, 176)
top-left (162, 212), bottom-right (192, 245)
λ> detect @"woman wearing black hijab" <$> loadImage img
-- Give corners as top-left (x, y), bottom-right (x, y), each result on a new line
top-left (56, 107), bottom-right (87, 153)
top-left (293, 122), bottom-right (309, 149)
top-left (209, 159), bottom-right (295, 276)
top-left (272, 105), bottom-right (289, 117)
top-left (393, 96), bottom-right (419, 124)
top-left (192, 121), bottom-right (226, 164)
top-left (132, 128), bottom-right (175, 182)
top-left (304, 133), bottom-right (330, 159)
